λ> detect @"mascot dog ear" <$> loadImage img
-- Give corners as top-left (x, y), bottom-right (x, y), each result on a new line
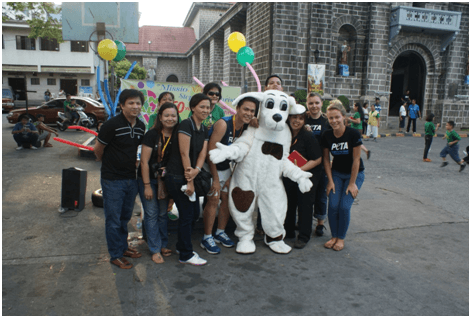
top-left (232, 92), bottom-right (265, 118)
top-left (288, 95), bottom-right (306, 115)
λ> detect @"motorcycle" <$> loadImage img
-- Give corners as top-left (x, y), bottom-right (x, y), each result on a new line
top-left (57, 106), bottom-right (92, 131)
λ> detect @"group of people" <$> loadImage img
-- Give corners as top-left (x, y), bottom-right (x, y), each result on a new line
top-left (95, 75), bottom-right (366, 269)
top-left (44, 89), bottom-right (66, 102)
top-left (11, 114), bottom-right (59, 150)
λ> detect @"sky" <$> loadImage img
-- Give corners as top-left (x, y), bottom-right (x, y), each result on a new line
top-left (137, 1), bottom-right (194, 27)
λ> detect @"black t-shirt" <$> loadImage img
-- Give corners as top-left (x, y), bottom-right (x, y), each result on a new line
top-left (137, 129), bottom-right (174, 179)
top-left (320, 127), bottom-right (365, 174)
top-left (97, 113), bottom-right (145, 180)
top-left (305, 115), bottom-right (330, 144)
top-left (165, 117), bottom-right (209, 176)
top-left (290, 128), bottom-right (322, 174)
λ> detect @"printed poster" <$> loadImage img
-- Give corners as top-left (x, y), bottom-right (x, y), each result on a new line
top-left (121, 79), bottom-right (241, 128)
top-left (307, 64), bottom-right (325, 95)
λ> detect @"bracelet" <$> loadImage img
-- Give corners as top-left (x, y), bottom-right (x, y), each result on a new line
top-left (196, 166), bottom-right (202, 172)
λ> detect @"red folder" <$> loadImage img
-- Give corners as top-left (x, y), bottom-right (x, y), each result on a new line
top-left (288, 150), bottom-right (307, 167)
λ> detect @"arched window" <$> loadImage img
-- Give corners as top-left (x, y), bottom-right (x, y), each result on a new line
top-left (166, 75), bottom-right (178, 83)
top-left (337, 25), bottom-right (357, 75)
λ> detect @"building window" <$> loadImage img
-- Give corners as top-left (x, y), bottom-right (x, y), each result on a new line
top-left (16, 36), bottom-right (35, 50)
top-left (40, 37), bottom-right (59, 51)
top-left (166, 75), bottom-right (179, 83)
top-left (47, 78), bottom-right (56, 85)
top-left (31, 78), bottom-right (40, 85)
top-left (71, 41), bottom-right (89, 52)
top-left (81, 79), bottom-right (90, 86)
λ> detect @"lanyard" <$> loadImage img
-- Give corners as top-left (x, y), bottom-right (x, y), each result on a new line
top-left (232, 115), bottom-right (244, 141)
top-left (291, 138), bottom-right (298, 147)
top-left (161, 134), bottom-right (171, 155)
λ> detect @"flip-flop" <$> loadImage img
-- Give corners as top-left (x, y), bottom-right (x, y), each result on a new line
top-left (161, 248), bottom-right (172, 257)
top-left (152, 253), bottom-right (164, 264)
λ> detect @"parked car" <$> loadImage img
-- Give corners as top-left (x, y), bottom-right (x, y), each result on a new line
top-left (6, 96), bottom-right (107, 127)
top-left (2, 85), bottom-right (16, 112)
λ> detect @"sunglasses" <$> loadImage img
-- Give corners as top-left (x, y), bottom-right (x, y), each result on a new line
top-left (207, 92), bottom-right (220, 97)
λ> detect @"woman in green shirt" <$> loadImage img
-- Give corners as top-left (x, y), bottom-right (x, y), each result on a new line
top-left (348, 102), bottom-right (370, 159)
top-left (147, 92), bottom-right (175, 131)
top-left (189, 82), bottom-right (225, 129)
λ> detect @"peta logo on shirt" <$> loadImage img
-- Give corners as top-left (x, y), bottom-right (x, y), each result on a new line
top-left (310, 125), bottom-right (322, 135)
top-left (331, 142), bottom-right (349, 155)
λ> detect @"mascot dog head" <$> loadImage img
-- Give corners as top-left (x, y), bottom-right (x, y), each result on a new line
top-left (232, 90), bottom-right (305, 131)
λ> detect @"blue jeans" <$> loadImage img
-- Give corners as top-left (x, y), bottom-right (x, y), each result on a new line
top-left (137, 178), bottom-right (169, 254)
top-left (44, 95), bottom-right (50, 102)
top-left (101, 178), bottom-right (138, 261)
top-left (313, 169), bottom-right (328, 221)
top-left (14, 133), bottom-right (38, 147)
top-left (327, 170), bottom-right (365, 239)
top-left (165, 173), bottom-right (200, 261)
top-left (440, 143), bottom-right (461, 162)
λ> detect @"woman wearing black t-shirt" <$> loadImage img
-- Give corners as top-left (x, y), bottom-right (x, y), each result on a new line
top-left (138, 102), bottom-right (179, 264)
top-left (283, 112), bottom-right (322, 249)
top-left (320, 100), bottom-right (365, 251)
top-left (164, 93), bottom-right (211, 266)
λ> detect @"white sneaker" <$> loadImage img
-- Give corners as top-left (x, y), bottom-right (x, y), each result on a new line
top-left (179, 251), bottom-right (207, 266)
top-left (30, 146), bottom-right (38, 150)
top-left (16, 146), bottom-right (23, 151)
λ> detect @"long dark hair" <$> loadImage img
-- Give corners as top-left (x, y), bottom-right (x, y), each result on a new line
top-left (203, 82), bottom-right (222, 100)
top-left (354, 102), bottom-right (364, 122)
top-left (152, 102), bottom-right (180, 133)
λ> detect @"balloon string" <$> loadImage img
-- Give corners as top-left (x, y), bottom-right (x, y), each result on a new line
top-left (193, 77), bottom-right (236, 115)
top-left (246, 62), bottom-right (261, 92)
top-left (53, 137), bottom-right (94, 151)
top-left (67, 125), bottom-right (98, 136)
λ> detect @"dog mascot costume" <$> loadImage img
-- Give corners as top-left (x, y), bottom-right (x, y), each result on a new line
top-left (210, 90), bottom-right (313, 254)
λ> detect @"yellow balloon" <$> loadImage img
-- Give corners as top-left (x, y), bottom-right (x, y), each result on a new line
top-left (98, 39), bottom-right (118, 61)
top-left (228, 32), bottom-right (246, 53)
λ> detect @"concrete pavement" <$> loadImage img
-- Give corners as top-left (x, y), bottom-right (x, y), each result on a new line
top-left (2, 114), bottom-right (469, 315)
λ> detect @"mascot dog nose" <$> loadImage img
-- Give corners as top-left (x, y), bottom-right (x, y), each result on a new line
top-left (272, 114), bottom-right (282, 122)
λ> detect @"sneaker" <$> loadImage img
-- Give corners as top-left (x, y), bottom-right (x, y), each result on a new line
top-left (30, 146), bottom-right (38, 150)
top-left (440, 162), bottom-right (449, 168)
top-left (423, 158), bottom-right (432, 162)
top-left (179, 252), bottom-right (207, 266)
top-left (16, 146), bottom-right (23, 151)
top-left (293, 239), bottom-right (307, 249)
top-left (460, 164), bottom-right (466, 172)
top-left (214, 232), bottom-right (235, 248)
top-left (315, 224), bottom-right (325, 237)
top-left (200, 236), bottom-right (221, 254)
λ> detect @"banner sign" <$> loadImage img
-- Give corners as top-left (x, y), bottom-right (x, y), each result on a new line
top-left (307, 64), bottom-right (325, 95)
top-left (121, 79), bottom-right (241, 127)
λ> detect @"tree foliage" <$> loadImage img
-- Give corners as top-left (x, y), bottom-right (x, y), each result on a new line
top-left (109, 59), bottom-right (147, 87)
top-left (2, 2), bottom-right (63, 43)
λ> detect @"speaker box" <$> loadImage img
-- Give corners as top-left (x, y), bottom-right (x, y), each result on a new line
top-left (61, 167), bottom-right (87, 211)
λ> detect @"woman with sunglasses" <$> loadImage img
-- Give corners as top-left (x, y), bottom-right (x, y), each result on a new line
top-left (190, 83), bottom-right (225, 129)
top-left (147, 92), bottom-right (175, 131)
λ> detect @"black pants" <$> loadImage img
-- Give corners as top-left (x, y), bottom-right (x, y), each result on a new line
top-left (13, 133), bottom-right (38, 147)
top-left (423, 135), bottom-right (433, 159)
top-left (283, 174), bottom-right (321, 242)
top-left (362, 120), bottom-right (368, 135)
top-left (406, 118), bottom-right (417, 133)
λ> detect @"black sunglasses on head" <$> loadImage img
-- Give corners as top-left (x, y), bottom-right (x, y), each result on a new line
top-left (207, 92), bottom-right (220, 97)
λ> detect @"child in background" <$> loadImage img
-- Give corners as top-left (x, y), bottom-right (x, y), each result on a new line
top-left (423, 113), bottom-right (440, 162)
top-left (440, 120), bottom-right (466, 172)
top-left (366, 104), bottom-right (380, 142)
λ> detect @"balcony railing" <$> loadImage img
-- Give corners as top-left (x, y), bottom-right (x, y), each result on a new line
top-left (389, 6), bottom-right (461, 51)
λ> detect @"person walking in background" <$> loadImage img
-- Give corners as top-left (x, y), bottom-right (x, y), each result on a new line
top-left (147, 92), bottom-right (175, 131)
top-left (137, 102), bottom-right (180, 264)
top-left (362, 101), bottom-right (369, 135)
top-left (94, 89), bottom-right (146, 269)
top-left (321, 99), bottom-right (365, 252)
top-left (366, 104), bottom-right (380, 142)
top-left (423, 113), bottom-right (440, 162)
top-left (44, 89), bottom-right (51, 102)
top-left (164, 93), bottom-right (211, 266)
top-left (440, 120), bottom-right (466, 172)
top-left (399, 101), bottom-right (407, 133)
top-left (304, 92), bottom-right (330, 237)
top-left (406, 99), bottom-right (421, 134)
top-left (373, 97), bottom-right (382, 113)
top-left (348, 102), bottom-right (370, 159)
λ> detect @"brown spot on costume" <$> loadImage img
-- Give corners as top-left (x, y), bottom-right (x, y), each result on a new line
top-left (232, 187), bottom-right (255, 213)
top-left (261, 141), bottom-right (283, 160)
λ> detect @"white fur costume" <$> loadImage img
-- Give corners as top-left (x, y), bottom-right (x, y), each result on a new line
top-left (210, 90), bottom-right (313, 254)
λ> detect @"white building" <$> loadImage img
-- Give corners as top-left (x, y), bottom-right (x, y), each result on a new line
top-left (2, 20), bottom-right (99, 104)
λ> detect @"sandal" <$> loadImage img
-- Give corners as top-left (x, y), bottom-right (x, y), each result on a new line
top-left (324, 239), bottom-right (336, 249)
top-left (111, 257), bottom-right (133, 269)
top-left (161, 248), bottom-right (172, 257)
top-left (152, 253), bottom-right (164, 264)
top-left (123, 247), bottom-right (142, 258)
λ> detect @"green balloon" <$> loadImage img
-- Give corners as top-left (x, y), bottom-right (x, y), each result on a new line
top-left (113, 40), bottom-right (126, 62)
top-left (236, 46), bottom-right (255, 67)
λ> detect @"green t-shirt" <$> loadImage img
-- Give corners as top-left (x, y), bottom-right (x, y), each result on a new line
top-left (351, 112), bottom-right (362, 130)
top-left (64, 100), bottom-right (72, 112)
top-left (424, 122), bottom-right (436, 136)
top-left (446, 130), bottom-right (461, 144)
top-left (189, 104), bottom-right (225, 128)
